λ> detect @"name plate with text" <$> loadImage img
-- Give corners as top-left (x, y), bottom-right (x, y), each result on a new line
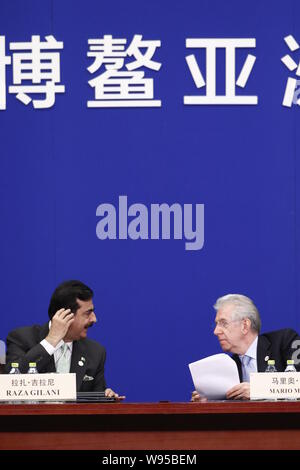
top-left (0, 373), bottom-right (76, 402)
top-left (250, 372), bottom-right (300, 400)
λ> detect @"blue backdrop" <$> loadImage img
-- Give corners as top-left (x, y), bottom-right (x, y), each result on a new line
top-left (1, 0), bottom-right (300, 401)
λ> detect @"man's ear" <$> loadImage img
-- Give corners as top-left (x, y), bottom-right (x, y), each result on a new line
top-left (242, 318), bottom-right (251, 334)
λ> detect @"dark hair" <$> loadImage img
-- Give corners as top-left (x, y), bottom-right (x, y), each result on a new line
top-left (48, 280), bottom-right (94, 319)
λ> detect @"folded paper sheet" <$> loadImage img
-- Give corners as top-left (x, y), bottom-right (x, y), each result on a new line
top-left (189, 353), bottom-right (240, 399)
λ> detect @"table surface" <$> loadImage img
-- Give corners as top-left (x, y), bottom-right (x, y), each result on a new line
top-left (2, 400), bottom-right (300, 450)
top-left (1, 399), bottom-right (300, 414)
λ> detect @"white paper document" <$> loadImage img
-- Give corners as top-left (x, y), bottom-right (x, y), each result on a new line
top-left (0, 340), bottom-right (5, 365)
top-left (189, 353), bottom-right (240, 400)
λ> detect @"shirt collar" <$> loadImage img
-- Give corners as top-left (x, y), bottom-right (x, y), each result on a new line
top-left (239, 336), bottom-right (258, 361)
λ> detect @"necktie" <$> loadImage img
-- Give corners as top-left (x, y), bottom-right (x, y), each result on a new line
top-left (56, 343), bottom-right (70, 374)
top-left (241, 355), bottom-right (253, 382)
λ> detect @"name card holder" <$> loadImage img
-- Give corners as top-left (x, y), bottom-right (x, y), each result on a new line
top-left (250, 372), bottom-right (300, 400)
top-left (0, 373), bottom-right (76, 402)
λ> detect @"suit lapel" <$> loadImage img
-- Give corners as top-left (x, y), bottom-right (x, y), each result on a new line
top-left (232, 334), bottom-right (270, 380)
top-left (257, 335), bottom-right (271, 372)
top-left (232, 355), bottom-right (243, 382)
top-left (70, 341), bottom-right (87, 390)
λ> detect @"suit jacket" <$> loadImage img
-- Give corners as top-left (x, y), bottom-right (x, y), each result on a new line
top-left (5, 323), bottom-right (107, 392)
top-left (232, 328), bottom-right (300, 382)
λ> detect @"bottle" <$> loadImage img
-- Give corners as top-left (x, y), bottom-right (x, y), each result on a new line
top-left (9, 362), bottom-right (21, 374)
top-left (27, 362), bottom-right (39, 404)
top-left (265, 359), bottom-right (277, 372)
top-left (8, 362), bottom-right (21, 404)
top-left (27, 362), bottom-right (38, 374)
top-left (284, 359), bottom-right (296, 372)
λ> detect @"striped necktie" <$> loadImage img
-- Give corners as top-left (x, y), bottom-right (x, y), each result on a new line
top-left (56, 343), bottom-right (71, 374)
top-left (241, 355), bottom-right (253, 382)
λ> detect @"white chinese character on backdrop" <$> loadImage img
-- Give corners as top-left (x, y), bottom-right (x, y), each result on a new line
top-left (0, 36), bottom-right (12, 110)
top-left (8, 35), bottom-right (65, 109)
top-left (184, 38), bottom-right (257, 105)
top-left (87, 34), bottom-right (161, 107)
top-left (281, 35), bottom-right (300, 107)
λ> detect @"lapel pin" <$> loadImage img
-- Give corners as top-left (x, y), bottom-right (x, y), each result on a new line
top-left (265, 356), bottom-right (269, 362)
top-left (78, 360), bottom-right (84, 367)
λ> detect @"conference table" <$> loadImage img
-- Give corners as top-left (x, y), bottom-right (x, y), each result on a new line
top-left (1, 400), bottom-right (300, 450)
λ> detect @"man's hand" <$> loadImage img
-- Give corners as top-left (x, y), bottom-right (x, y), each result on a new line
top-left (45, 308), bottom-right (74, 347)
top-left (191, 390), bottom-right (207, 402)
top-left (226, 382), bottom-right (250, 400)
top-left (105, 388), bottom-right (126, 401)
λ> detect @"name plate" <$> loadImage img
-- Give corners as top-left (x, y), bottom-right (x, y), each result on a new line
top-left (0, 373), bottom-right (76, 402)
top-left (250, 372), bottom-right (300, 400)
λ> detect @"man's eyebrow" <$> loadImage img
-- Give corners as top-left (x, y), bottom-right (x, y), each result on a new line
top-left (85, 307), bottom-right (94, 313)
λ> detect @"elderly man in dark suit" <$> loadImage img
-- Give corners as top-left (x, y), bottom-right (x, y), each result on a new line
top-left (192, 294), bottom-right (300, 401)
top-left (5, 280), bottom-right (124, 399)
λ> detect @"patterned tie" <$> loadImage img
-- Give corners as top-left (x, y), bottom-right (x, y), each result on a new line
top-left (241, 355), bottom-right (253, 382)
top-left (56, 343), bottom-right (70, 374)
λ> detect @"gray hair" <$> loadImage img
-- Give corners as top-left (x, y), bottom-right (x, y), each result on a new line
top-left (214, 294), bottom-right (261, 333)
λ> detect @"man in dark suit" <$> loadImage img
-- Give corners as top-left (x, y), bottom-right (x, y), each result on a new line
top-left (192, 294), bottom-right (300, 401)
top-left (5, 280), bottom-right (124, 399)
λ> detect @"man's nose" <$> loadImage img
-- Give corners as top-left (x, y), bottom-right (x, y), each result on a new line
top-left (213, 325), bottom-right (221, 336)
top-left (90, 312), bottom-right (97, 323)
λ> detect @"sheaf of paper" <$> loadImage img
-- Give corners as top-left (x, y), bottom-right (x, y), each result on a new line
top-left (0, 340), bottom-right (5, 365)
top-left (189, 353), bottom-right (240, 399)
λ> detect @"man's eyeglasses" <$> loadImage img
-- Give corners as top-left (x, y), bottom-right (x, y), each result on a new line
top-left (213, 319), bottom-right (240, 330)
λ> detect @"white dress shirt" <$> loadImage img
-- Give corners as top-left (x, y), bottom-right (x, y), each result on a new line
top-left (40, 321), bottom-right (73, 372)
top-left (238, 336), bottom-right (258, 382)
